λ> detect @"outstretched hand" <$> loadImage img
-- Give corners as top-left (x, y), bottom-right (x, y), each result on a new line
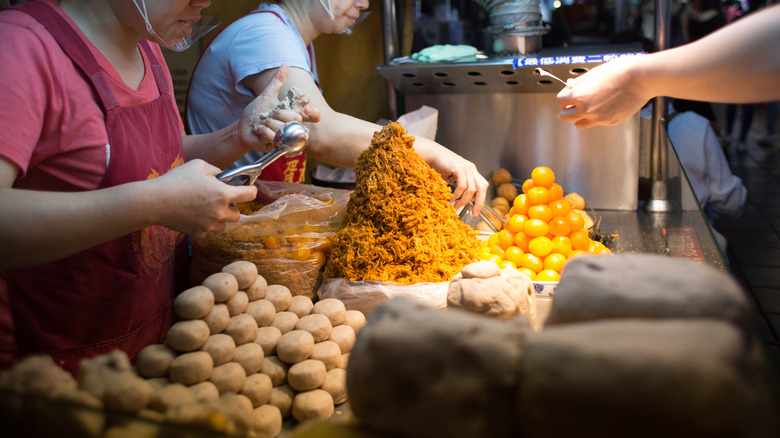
top-left (556, 56), bottom-right (651, 129)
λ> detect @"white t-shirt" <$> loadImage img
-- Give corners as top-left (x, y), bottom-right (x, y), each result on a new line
top-left (186, 4), bottom-right (318, 168)
top-left (663, 107), bottom-right (748, 252)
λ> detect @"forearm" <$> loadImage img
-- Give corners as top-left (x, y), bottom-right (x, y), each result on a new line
top-left (182, 123), bottom-right (243, 169)
top-left (0, 183), bottom-right (156, 269)
top-left (635, 4), bottom-right (780, 103)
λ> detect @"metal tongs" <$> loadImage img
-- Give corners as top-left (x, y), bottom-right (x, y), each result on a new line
top-left (459, 200), bottom-right (507, 233)
top-left (216, 121), bottom-right (309, 186)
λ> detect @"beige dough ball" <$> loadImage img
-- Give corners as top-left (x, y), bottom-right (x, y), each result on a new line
top-left (233, 342), bottom-right (264, 375)
top-left (261, 356), bottom-right (289, 387)
top-left (295, 313), bottom-right (333, 343)
top-left (209, 362), bottom-right (247, 395)
top-left (271, 311), bottom-right (299, 334)
top-left (287, 359), bottom-right (327, 392)
top-left (222, 260), bottom-right (258, 290)
top-left (265, 284), bottom-right (292, 312)
top-left (288, 295), bottom-right (314, 318)
top-left (491, 168), bottom-right (512, 186)
top-left (246, 299), bottom-right (276, 327)
top-left (292, 389), bottom-right (334, 422)
top-left (252, 404), bottom-right (282, 438)
top-left (312, 299), bottom-right (346, 326)
top-left (329, 324), bottom-right (356, 354)
top-left (255, 326), bottom-right (283, 356)
top-left (135, 344), bottom-right (177, 378)
top-left (189, 381), bottom-right (220, 403)
top-left (338, 353), bottom-right (349, 370)
top-left (174, 285), bottom-right (215, 320)
top-left (268, 384), bottom-right (295, 417)
top-left (166, 319), bottom-right (211, 352)
top-left (201, 333), bottom-right (236, 366)
top-left (169, 351), bottom-right (213, 385)
top-left (496, 182), bottom-right (517, 201)
top-left (321, 368), bottom-right (348, 404)
top-left (342, 310), bottom-right (367, 335)
top-left (225, 314), bottom-right (258, 345)
top-left (310, 340), bottom-right (341, 371)
top-left (217, 393), bottom-right (253, 432)
top-left (245, 275), bottom-right (268, 302)
top-left (148, 383), bottom-right (195, 413)
top-left (202, 272), bottom-right (239, 303)
top-left (241, 373), bottom-right (273, 408)
top-left (225, 291), bottom-right (249, 317)
top-left (276, 330), bottom-right (315, 364)
top-left (202, 303), bottom-right (230, 334)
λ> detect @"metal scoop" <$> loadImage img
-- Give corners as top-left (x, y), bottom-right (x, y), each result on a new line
top-left (535, 68), bottom-right (569, 87)
top-left (217, 121), bottom-right (309, 186)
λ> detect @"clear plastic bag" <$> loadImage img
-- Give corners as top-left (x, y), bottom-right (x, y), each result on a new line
top-left (318, 278), bottom-right (450, 315)
top-left (190, 181), bottom-right (351, 298)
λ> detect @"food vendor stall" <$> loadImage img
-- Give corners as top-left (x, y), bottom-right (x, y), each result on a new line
top-left (376, 0), bottom-right (727, 271)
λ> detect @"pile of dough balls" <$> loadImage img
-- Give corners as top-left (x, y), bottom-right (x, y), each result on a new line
top-left (134, 261), bottom-right (366, 437)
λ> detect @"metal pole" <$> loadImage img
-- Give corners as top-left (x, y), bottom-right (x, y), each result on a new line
top-left (645, 0), bottom-right (672, 212)
top-left (381, 0), bottom-right (399, 120)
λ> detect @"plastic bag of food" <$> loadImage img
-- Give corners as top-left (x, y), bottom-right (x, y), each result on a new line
top-left (190, 181), bottom-right (351, 298)
top-left (318, 278), bottom-right (449, 315)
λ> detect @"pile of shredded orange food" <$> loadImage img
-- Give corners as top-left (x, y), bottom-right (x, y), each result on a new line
top-left (323, 122), bottom-right (480, 284)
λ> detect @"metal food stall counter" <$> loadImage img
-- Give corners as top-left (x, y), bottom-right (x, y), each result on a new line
top-left (378, 46), bottom-right (727, 271)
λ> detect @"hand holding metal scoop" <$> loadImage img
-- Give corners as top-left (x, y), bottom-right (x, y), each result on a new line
top-left (216, 121), bottom-right (309, 186)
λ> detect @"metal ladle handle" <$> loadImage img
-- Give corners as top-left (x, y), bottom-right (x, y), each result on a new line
top-left (216, 121), bottom-right (309, 186)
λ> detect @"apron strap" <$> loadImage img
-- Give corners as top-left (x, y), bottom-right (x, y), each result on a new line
top-left (12, 0), bottom-right (120, 111)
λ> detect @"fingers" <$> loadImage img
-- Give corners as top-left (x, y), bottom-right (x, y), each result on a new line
top-left (302, 106), bottom-right (320, 123)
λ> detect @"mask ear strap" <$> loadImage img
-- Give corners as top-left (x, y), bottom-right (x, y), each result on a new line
top-left (317, 0), bottom-right (336, 20)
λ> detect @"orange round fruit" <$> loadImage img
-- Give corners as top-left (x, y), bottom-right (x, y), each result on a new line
top-left (489, 244), bottom-right (506, 260)
top-left (531, 166), bottom-right (555, 188)
top-left (543, 253), bottom-right (567, 272)
top-left (487, 232), bottom-right (500, 248)
top-left (528, 236), bottom-right (553, 258)
top-left (497, 229), bottom-right (515, 250)
top-left (524, 218), bottom-right (549, 237)
top-left (520, 253), bottom-right (544, 273)
top-left (528, 205), bottom-right (553, 222)
top-left (514, 231), bottom-right (532, 252)
top-left (566, 211), bottom-right (585, 231)
top-left (498, 260), bottom-right (517, 270)
top-left (568, 249), bottom-right (586, 260)
top-left (551, 236), bottom-right (573, 256)
top-left (517, 267), bottom-right (537, 281)
top-left (476, 246), bottom-right (494, 261)
top-left (526, 186), bottom-right (550, 205)
top-left (504, 246), bottom-right (524, 266)
top-left (548, 199), bottom-right (572, 218)
top-left (512, 194), bottom-right (530, 216)
top-left (536, 269), bottom-right (561, 282)
top-left (548, 183), bottom-right (564, 201)
top-left (504, 214), bottom-right (528, 234)
top-left (522, 178), bottom-right (535, 194)
top-left (570, 229), bottom-right (590, 251)
top-left (547, 216), bottom-right (571, 236)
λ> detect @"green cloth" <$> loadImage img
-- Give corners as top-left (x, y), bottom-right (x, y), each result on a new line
top-left (411, 44), bottom-right (478, 62)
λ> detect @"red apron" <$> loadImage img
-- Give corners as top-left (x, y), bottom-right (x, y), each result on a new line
top-left (187, 8), bottom-right (309, 184)
top-left (4, 0), bottom-right (188, 374)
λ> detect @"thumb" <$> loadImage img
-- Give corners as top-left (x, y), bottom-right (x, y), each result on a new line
top-left (259, 63), bottom-right (290, 101)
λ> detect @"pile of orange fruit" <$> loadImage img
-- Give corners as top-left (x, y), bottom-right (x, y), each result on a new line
top-left (477, 166), bottom-right (611, 281)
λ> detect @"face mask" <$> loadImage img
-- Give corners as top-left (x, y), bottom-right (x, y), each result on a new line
top-left (132, 0), bottom-right (220, 52)
top-left (317, 0), bottom-right (371, 35)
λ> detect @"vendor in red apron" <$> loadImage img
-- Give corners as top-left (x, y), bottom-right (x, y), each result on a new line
top-left (0, 0), bottom-right (318, 375)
